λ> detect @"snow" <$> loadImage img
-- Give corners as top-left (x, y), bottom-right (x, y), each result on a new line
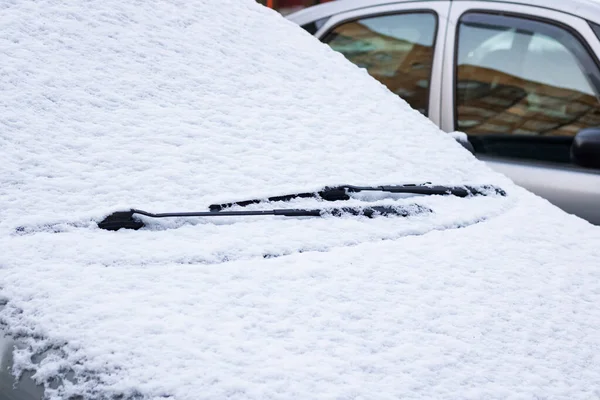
top-left (0, 0), bottom-right (504, 231)
top-left (449, 131), bottom-right (469, 142)
top-left (1, 0), bottom-right (599, 399)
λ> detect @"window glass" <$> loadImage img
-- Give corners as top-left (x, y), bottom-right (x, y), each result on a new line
top-left (323, 12), bottom-right (437, 115)
top-left (589, 21), bottom-right (600, 42)
top-left (301, 17), bottom-right (329, 35)
top-left (456, 13), bottom-right (600, 145)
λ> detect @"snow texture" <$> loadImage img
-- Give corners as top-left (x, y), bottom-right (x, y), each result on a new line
top-left (1, 0), bottom-right (600, 399)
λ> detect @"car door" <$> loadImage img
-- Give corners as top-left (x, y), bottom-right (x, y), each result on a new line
top-left (313, 1), bottom-right (451, 125)
top-left (441, 1), bottom-right (600, 224)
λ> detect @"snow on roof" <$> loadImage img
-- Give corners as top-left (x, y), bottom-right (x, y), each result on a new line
top-left (1, 1), bottom-right (600, 399)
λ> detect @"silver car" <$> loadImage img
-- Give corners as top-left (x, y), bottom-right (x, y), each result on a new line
top-left (288, 0), bottom-right (600, 224)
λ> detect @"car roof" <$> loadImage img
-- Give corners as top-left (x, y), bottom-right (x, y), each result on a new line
top-left (287, 0), bottom-right (600, 26)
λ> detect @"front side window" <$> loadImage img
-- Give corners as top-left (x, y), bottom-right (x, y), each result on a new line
top-left (323, 12), bottom-right (437, 115)
top-left (456, 12), bottom-right (600, 162)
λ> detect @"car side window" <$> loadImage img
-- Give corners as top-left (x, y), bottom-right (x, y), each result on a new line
top-left (455, 12), bottom-right (600, 163)
top-left (322, 12), bottom-right (437, 115)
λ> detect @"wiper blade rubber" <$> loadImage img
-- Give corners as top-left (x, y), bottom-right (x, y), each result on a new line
top-left (209, 184), bottom-right (505, 211)
top-left (97, 183), bottom-right (505, 231)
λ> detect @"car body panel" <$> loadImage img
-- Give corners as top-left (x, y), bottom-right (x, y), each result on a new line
top-left (288, 0), bottom-right (600, 26)
top-left (457, 0), bottom-right (600, 25)
top-left (0, 334), bottom-right (44, 400)
top-left (286, 0), bottom-right (441, 26)
top-left (480, 156), bottom-right (600, 223)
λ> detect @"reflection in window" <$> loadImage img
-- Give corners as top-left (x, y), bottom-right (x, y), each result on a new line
top-left (323, 13), bottom-right (437, 115)
top-left (456, 14), bottom-right (600, 138)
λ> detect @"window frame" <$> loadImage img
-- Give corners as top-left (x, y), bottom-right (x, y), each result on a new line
top-left (320, 9), bottom-right (439, 117)
top-left (313, 1), bottom-right (451, 124)
top-left (452, 9), bottom-right (600, 163)
top-left (301, 17), bottom-right (330, 35)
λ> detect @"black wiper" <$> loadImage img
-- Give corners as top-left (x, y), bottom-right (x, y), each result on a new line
top-left (97, 183), bottom-right (505, 231)
top-left (98, 205), bottom-right (430, 231)
top-left (209, 183), bottom-right (506, 211)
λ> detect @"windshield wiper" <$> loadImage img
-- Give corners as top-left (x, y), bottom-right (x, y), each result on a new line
top-left (98, 205), bottom-right (430, 231)
top-left (209, 183), bottom-right (505, 211)
top-left (97, 183), bottom-right (505, 231)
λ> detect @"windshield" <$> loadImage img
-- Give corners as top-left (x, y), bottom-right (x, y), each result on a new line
top-left (0, 0), bottom-right (515, 399)
top-left (97, 184), bottom-right (506, 230)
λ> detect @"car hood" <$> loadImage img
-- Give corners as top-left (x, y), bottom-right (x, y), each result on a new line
top-left (1, 0), bottom-right (600, 399)
top-left (2, 195), bottom-right (600, 400)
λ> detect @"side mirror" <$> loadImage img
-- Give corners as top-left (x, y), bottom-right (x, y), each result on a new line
top-left (572, 127), bottom-right (600, 169)
top-left (449, 131), bottom-right (475, 154)
top-left (458, 137), bottom-right (475, 154)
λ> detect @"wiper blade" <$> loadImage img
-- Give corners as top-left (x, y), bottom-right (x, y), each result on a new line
top-left (209, 183), bottom-right (505, 211)
top-left (97, 183), bottom-right (504, 231)
top-left (98, 205), bottom-right (429, 231)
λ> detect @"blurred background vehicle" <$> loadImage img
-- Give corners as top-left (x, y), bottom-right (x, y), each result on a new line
top-left (287, 0), bottom-right (600, 225)
top-left (257, 0), bottom-right (334, 15)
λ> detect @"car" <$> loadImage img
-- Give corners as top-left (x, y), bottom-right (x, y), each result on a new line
top-left (1, 1), bottom-right (600, 399)
top-left (287, 0), bottom-right (600, 224)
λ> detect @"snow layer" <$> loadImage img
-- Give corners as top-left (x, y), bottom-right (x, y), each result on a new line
top-left (1, 0), bottom-right (599, 399)
top-left (0, 0), bottom-right (506, 230)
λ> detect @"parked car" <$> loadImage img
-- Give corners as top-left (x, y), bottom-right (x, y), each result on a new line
top-left (288, 0), bottom-right (600, 224)
top-left (2, 1), bottom-right (600, 399)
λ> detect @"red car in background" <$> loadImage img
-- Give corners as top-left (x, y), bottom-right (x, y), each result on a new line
top-left (263, 0), bottom-right (334, 14)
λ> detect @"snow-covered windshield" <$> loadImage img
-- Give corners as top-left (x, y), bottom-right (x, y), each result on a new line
top-left (7, 1), bottom-right (597, 400)
top-left (0, 1), bottom-right (505, 234)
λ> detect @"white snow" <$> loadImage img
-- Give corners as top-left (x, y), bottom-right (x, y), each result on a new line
top-left (449, 131), bottom-right (469, 142)
top-left (1, 1), bottom-right (600, 399)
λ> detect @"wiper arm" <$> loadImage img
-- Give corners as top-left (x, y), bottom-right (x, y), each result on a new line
top-left (209, 183), bottom-right (505, 211)
top-left (98, 205), bottom-right (430, 231)
top-left (97, 184), bottom-right (504, 231)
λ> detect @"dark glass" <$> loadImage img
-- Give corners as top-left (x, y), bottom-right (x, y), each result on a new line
top-left (323, 12), bottom-right (437, 115)
top-left (455, 13), bottom-right (600, 162)
top-left (301, 17), bottom-right (329, 34)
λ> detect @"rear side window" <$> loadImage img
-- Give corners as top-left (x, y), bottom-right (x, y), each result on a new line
top-left (455, 12), bottom-right (600, 162)
top-left (301, 17), bottom-right (329, 35)
top-left (323, 12), bottom-right (437, 115)
top-left (589, 20), bottom-right (600, 42)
